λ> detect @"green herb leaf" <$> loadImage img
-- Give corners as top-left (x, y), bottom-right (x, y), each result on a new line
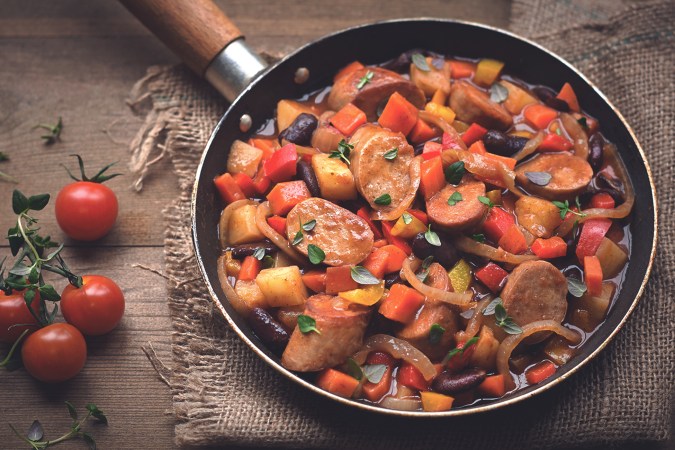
top-left (525, 171), bottom-right (552, 186)
top-left (328, 139), bottom-right (353, 165)
top-left (412, 53), bottom-right (430, 72)
top-left (482, 297), bottom-right (502, 316)
top-left (0, 152), bottom-right (9, 162)
top-left (567, 277), bottom-right (587, 298)
top-left (577, 117), bottom-right (588, 128)
top-left (363, 364), bottom-right (387, 384)
top-left (501, 319), bottom-right (523, 335)
top-left (489, 82), bottom-right (509, 103)
top-left (495, 302), bottom-right (507, 322)
top-left (401, 212), bottom-right (413, 224)
top-left (374, 193), bottom-right (392, 206)
top-left (27, 194), bottom-right (50, 211)
top-left (346, 357), bottom-right (363, 381)
top-left (416, 255), bottom-right (434, 283)
top-left (447, 191), bottom-right (463, 206)
top-left (424, 225), bottom-right (441, 247)
top-left (555, 127), bottom-right (563, 136)
top-left (12, 190), bottom-right (29, 214)
top-left (478, 196), bottom-right (494, 208)
top-left (82, 432), bottom-right (97, 450)
top-left (85, 404), bottom-right (107, 425)
top-left (302, 219), bottom-right (316, 232)
top-left (297, 314), bottom-right (320, 334)
top-left (357, 70), bottom-right (375, 90)
top-left (26, 420), bottom-right (43, 442)
top-left (442, 336), bottom-right (479, 364)
top-left (491, 300), bottom-right (523, 335)
top-left (65, 401), bottom-right (78, 420)
top-left (307, 244), bottom-right (325, 264)
top-left (383, 147), bottom-right (398, 160)
top-left (292, 231), bottom-right (303, 246)
top-left (421, 256), bottom-right (434, 269)
top-left (38, 284), bottom-right (60, 301)
top-left (444, 161), bottom-right (465, 185)
top-left (472, 233), bottom-right (486, 243)
top-left (428, 323), bottom-right (446, 345)
top-left (351, 266), bottom-right (380, 285)
top-left (34, 116), bottom-right (63, 145)
top-left (252, 248), bottom-right (266, 260)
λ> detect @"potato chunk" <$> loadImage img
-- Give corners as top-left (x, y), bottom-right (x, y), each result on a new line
top-left (255, 266), bottom-right (308, 307)
top-left (277, 100), bottom-right (317, 133)
top-left (515, 196), bottom-right (562, 238)
top-left (227, 140), bottom-right (263, 178)
top-left (228, 204), bottom-right (265, 245)
top-left (311, 153), bottom-right (357, 201)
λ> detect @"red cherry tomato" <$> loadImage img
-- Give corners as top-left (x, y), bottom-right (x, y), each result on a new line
top-left (21, 323), bottom-right (87, 383)
top-left (61, 275), bottom-right (125, 336)
top-left (55, 181), bottom-right (118, 241)
top-left (0, 291), bottom-right (42, 343)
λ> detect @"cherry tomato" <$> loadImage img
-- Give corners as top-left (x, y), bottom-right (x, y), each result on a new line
top-left (61, 275), bottom-right (125, 336)
top-left (55, 181), bottom-right (118, 241)
top-left (21, 323), bottom-right (86, 383)
top-left (0, 291), bottom-right (42, 343)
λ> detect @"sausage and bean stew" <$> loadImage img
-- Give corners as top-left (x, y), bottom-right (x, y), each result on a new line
top-left (214, 51), bottom-right (633, 412)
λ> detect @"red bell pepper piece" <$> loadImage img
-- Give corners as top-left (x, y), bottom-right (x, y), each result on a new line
top-left (356, 207), bottom-right (383, 239)
top-left (461, 123), bottom-right (488, 145)
top-left (482, 207), bottom-right (516, 243)
top-left (381, 221), bottom-right (412, 255)
top-left (445, 338), bottom-right (479, 372)
top-left (266, 215), bottom-right (287, 235)
top-left (467, 140), bottom-right (487, 155)
top-left (590, 192), bottom-right (615, 209)
top-left (398, 362), bottom-right (428, 391)
top-left (422, 141), bottom-right (443, 160)
top-left (575, 218), bottom-right (612, 260)
top-left (263, 143), bottom-right (298, 183)
top-left (475, 262), bottom-right (509, 293)
top-left (238, 256), bottom-right (261, 281)
top-left (538, 133), bottom-right (573, 152)
top-left (232, 172), bottom-right (256, 197)
top-left (531, 236), bottom-right (567, 259)
top-left (252, 170), bottom-right (271, 195)
top-left (214, 173), bottom-right (246, 204)
top-left (498, 224), bottom-right (528, 255)
top-left (442, 131), bottom-right (463, 150)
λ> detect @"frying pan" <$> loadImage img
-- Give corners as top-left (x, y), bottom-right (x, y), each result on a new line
top-left (121, 0), bottom-right (657, 416)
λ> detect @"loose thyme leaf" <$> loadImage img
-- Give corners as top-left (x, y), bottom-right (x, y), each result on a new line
top-left (483, 297), bottom-right (502, 316)
top-left (416, 256), bottom-right (434, 283)
top-left (402, 212), bottom-right (413, 224)
top-left (34, 116), bottom-right (63, 145)
top-left (351, 266), bottom-right (380, 285)
top-left (85, 403), bottom-right (108, 425)
top-left (252, 248), bottom-right (266, 261)
top-left (567, 277), bottom-right (587, 298)
top-left (374, 193), bottom-right (392, 206)
top-left (447, 191), bottom-right (463, 206)
top-left (478, 196), bottom-right (494, 208)
top-left (307, 244), bottom-right (325, 264)
top-left (489, 82), bottom-right (509, 103)
top-left (292, 231), bottom-right (303, 246)
top-left (525, 171), bottom-right (552, 186)
top-left (301, 219), bottom-right (316, 232)
top-left (26, 420), bottom-right (43, 442)
top-left (383, 147), bottom-right (398, 160)
top-left (501, 319), bottom-right (523, 335)
top-left (346, 357), bottom-right (363, 381)
top-left (428, 323), bottom-right (446, 345)
top-left (412, 53), bottom-right (431, 72)
top-left (329, 139), bottom-right (353, 165)
top-left (424, 225), bottom-right (441, 247)
top-left (495, 302), bottom-right (508, 322)
top-left (445, 161), bottom-right (465, 185)
top-left (357, 70), bottom-right (374, 90)
top-left (442, 336), bottom-right (479, 364)
top-left (65, 400), bottom-right (78, 420)
top-left (363, 364), bottom-right (387, 384)
top-left (297, 314), bottom-right (320, 334)
top-left (0, 152), bottom-right (8, 162)
top-left (472, 233), bottom-right (486, 243)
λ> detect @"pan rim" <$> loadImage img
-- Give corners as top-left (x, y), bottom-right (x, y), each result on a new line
top-left (190, 18), bottom-right (658, 417)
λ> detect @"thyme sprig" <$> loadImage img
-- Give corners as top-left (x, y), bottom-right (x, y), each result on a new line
top-left (33, 117), bottom-right (63, 145)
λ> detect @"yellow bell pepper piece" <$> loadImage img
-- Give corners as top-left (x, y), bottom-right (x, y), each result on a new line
top-left (431, 89), bottom-right (447, 105)
top-left (421, 391), bottom-right (455, 411)
top-left (390, 213), bottom-right (427, 239)
top-left (339, 282), bottom-right (385, 306)
top-left (424, 102), bottom-right (456, 124)
top-left (474, 59), bottom-right (505, 87)
top-left (486, 189), bottom-right (502, 206)
top-left (448, 259), bottom-right (472, 293)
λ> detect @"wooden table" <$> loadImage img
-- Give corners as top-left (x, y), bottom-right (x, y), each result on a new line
top-left (0, 1), bottom-right (511, 448)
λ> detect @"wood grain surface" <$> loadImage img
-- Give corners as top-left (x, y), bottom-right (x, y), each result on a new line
top-left (0, 1), bottom-right (509, 448)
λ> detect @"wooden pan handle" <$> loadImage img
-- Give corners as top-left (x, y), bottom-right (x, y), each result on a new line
top-left (120, 0), bottom-right (242, 76)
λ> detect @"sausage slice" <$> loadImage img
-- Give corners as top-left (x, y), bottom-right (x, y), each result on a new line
top-left (286, 198), bottom-right (374, 266)
top-left (350, 125), bottom-right (420, 220)
top-left (281, 295), bottom-right (370, 372)
top-left (426, 175), bottom-right (488, 231)
top-left (501, 260), bottom-right (567, 330)
top-left (327, 67), bottom-right (426, 121)
top-left (515, 153), bottom-right (593, 201)
top-left (396, 303), bottom-right (459, 360)
top-left (450, 81), bottom-right (513, 130)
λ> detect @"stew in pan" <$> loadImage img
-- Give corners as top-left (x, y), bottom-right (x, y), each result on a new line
top-left (214, 50), bottom-right (633, 412)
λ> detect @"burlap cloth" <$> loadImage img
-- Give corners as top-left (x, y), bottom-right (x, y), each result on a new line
top-left (128, 1), bottom-right (674, 448)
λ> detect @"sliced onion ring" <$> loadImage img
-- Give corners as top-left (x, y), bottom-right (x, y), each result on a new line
top-left (352, 334), bottom-right (436, 381)
top-left (216, 254), bottom-right (252, 319)
top-left (380, 395), bottom-right (421, 411)
top-left (561, 113), bottom-right (589, 160)
top-left (463, 296), bottom-right (495, 340)
top-left (219, 199), bottom-right (257, 248)
top-left (401, 258), bottom-right (473, 306)
top-left (454, 235), bottom-right (538, 265)
top-left (442, 148), bottom-right (524, 197)
top-left (496, 320), bottom-right (581, 390)
top-left (419, 111), bottom-right (467, 151)
top-left (255, 201), bottom-right (306, 264)
top-left (512, 132), bottom-right (544, 162)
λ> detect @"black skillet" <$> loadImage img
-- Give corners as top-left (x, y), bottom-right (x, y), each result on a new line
top-left (121, 0), bottom-right (657, 417)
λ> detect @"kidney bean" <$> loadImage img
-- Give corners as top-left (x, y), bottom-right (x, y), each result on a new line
top-left (249, 308), bottom-right (289, 351)
top-left (411, 231), bottom-right (459, 268)
top-left (278, 113), bottom-right (318, 146)
top-left (588, 133), bottom-right (604, 172)
top-left (532, 86), bottom-right (557, 102)
top-left (545, 97), bottom-right (570, 112)
top-left (384, 272), bottom-right (402, 289)
top-left (432, 368), bottom-right (487, 394)
top-left (483, 130), bottom-right (528, 156)
top-left (230, 241), bottom-right (277, 259)
top-left (297, 159), bottom-right (321, 197)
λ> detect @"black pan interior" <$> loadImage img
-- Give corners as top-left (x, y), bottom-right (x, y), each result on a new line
top-left (192, 19), bottom-right (656, 413)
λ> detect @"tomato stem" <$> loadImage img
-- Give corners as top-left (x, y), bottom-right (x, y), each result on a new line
top-left (0, 329), bottom-right (29, 368)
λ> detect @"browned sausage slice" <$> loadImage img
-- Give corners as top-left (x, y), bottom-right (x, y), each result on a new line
top-left (327, 67), bottom-right (426, 121)
top-left (450, 81), bottom-right (513, 130)
top-left (515, 153), bottom-right (593, 201)
top-left (501, 260), bottom-right (567, 330)
top-left (286, 198), bottom-right (374, 266)
top-left (281, 295), bottom-right (370, 372)
top-left (396, 303), bottom-right (459, 360)
top-left (350, 125), bottom-right (420, 220)
top-left (426, 175), bottom-right (488, 231)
